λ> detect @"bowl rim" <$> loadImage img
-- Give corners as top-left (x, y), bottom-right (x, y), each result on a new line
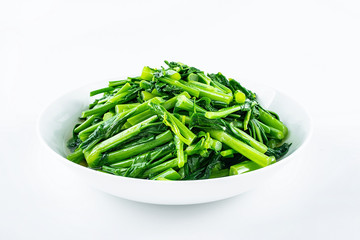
top-left (36, 77), bottom-right (313, 185)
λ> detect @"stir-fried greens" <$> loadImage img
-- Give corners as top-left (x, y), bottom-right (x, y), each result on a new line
top-left (66, 61), bottom-right (291, 180)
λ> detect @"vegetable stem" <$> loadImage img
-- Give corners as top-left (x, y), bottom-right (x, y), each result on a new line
top-left (258, 108), bottom-right (288, 138)
top-left (174, 135), bottom-right (185, 168)
top-left (229, 160), bottom-right (261, 175)
top-left (109, 141), bottom-right (174, 168)
top-left (106, 130), bottom-right (173, 164)
top-left (142, 158), bottom-right (179, 178)
top-left (209, 130), bottom-right (274, 167)
top-left (150, 168), bottom-right (181, 180)
top-left (85, 116), bottom-right (158, 168)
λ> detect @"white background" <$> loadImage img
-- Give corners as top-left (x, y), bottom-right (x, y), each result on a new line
top-left (1, 0), bottom-right (360, 239)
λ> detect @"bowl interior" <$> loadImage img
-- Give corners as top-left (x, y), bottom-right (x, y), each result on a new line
top-left (37, 80), bottom-right (312, 204)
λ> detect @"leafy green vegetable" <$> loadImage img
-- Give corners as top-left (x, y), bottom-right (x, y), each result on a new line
top-left (109, 142), bottom-right (175, 169)
top-left (266, 143), bottom-right (292, 160)
top-left (66, 60), bottom-right (291, 180)
top-left (148, 102), bottom-right (196, 146)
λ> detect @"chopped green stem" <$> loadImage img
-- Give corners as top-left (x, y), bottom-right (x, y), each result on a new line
top-left (249, 120), bottom-right (256, 139)
top-left (151, 88), bottom-right (161, 96)
top-left (127, 110), bottom-right (154, 126)
top-left (229, 78), bottom-right (256, 100)
top-left (185, 133), bottom-right (222, 156)
top-left (79, 106), bottom-right (140, 150)
top-left (149, 103), bottom-right (196, 145)
top-left (109, 141), bottom-right (174, 168)
top-left (234, 90), bottom-right (246, 104)
top-left (115, 103), bottom-right (140, 114)
top-left (253, 120), bottom-right (263, 143)
top-left (106, 130), bottom-right (173, 164)
top-left (118, 97), bottom-right (164, 126)
top-left (140, 66), bottom-right (154, 81)
top-left (211, 80), bottom-right (232, 94)
top-left (155, 177), bottom-right (172, 181)
top-left (188, 79), bottom-right (223, 93)
top-left (230, 123), bottom-right (268, 153)
top-left (171, 114), bottom-right (197, 145)
top-left (243, 109), bottom-right (251, 130)
top-left (141, 66), bottom-right (182, 81)
top-left (174, 113), bottom-right (191, 125)
top-left (133, 97), bottom-right (164, 113)
top-left (258, 107), bottom-right (288, 137)
top-left (196, 72), bottom-right (211, 85)
top-left (103, 112), bottom-right (114, 121)
top-left (256, 116), bottom-right (285, 140)
top-left (107, 91), bottom-right (131, 104)
top-left (82, 85), bottom-right (139, 118)
top-left (150, 168), bottom-right (181, 180)
top-left (165, 69), bottom-right (182, 80)
top-left (229, 160), bottom-right (261, 175)
top-left (162, 92), bottom-right (191, 109)
top-left (220, 149), bottom-right (236, 157)
top-left (160, 77), bottom-right (200, 97)
top-left (254, 119), bottom-right (270, 133)
top-left (66, 148), bottom-right (84, 163)
top-left (142, 158), bottom-right (179, 178)
top-left (90, 87), bottom-right (114, 96)
top-left (102, 166), bottom-right (128, 176)
top-left (110, 82), bottom-right (132, 96)
top-left (200, 131), bottom-right (222, 151)
top-left (74, 115), bottom-right (98, 133)
top-left (186, 81), bottom-right (233, 104)
top-left (139, 80), bottom-right (153, 90)
top-left (108, 80), bottom-right (130, 87)
top-left (209, 138), bottom-right (222, 151)
top-left (175, 95), bottom-right (206, 113)
top-left (205, 105), bottom-right (243, 119)
top-left (185, 143), bottom-right (202, 156)
top-left (141, 91), bottom-right (156, 101)
top-left (146, 152), bottom-right (175, 169)
top-left (81, 102), bottom-right (117, 118)
top-left (78, 121), bottom-right (103, 141)
top-left (228, 114), bottom-right (241, 118)
top-left (209, 130), bottom-right (274, 167)
top-left (187, 73), bottom-right (199, 81)
top-left (210, 169), bottom-right (229, 178)
top-left (85, 116), bottom-right (158, 168)
top-left (231, 120), bottom-right (244, 129)
top-left (174, 135), bottom-right (185, 168)
top-left (127, 92), bottom-right (189, 126)
top-left (178, 167), bottom-right (185, 179)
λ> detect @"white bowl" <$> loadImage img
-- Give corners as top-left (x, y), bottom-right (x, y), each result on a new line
top-left (37, 80), bottom-right (312, 205)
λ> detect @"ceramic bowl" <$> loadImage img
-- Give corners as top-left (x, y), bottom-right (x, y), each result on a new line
top-left (37, 80), bottom-right (312, 205)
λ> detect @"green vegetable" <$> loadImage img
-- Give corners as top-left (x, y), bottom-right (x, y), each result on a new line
top-left (148, 102), bottom-right (196, 146)
top-left (109, 142), bottom-right (175, 168)
top-left (85, 116), bottom-right (158, 168)
top-left (174, 135), bottom-right (185, 168)
top-left (204, 105), bottom-right (246, 119)
top-left (106, 130), bottom-right (173, 164)
top-left (142, 158), bottom-right (179, 178)
top-left (210, 169), bottom-right (229, 178)
top-left (115, 103), bottom-right (140, 114)
top-left (208, 130), bottom-right (275, 167)
top-left (234, 90), bottom-right (246, 104)
top-left (229, 160), bottom-right (261, 175)
top-left (258, 107), bottom-right (288, 138)
top-left (150, 168), bottom-right (181, 180)
top-left (66, 60), bottom-right (291, 180)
